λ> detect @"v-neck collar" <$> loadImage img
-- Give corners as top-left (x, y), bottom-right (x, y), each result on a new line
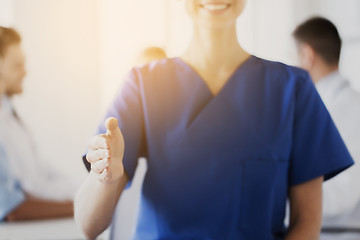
top-left (174, 55), bottom-right (255, 98)
top-left (170, 55), bottom-right (258, 140)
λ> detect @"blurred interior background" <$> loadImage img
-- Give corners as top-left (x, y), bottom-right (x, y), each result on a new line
top-left (1, 0), bottom-right (360, 238)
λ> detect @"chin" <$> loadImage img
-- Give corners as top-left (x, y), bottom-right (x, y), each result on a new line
top-left (200, 20), bottom-right (236, 30)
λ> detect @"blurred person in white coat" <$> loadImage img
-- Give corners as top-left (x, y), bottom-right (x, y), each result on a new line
top-left (294, 17), bottom-right (360, 238)
top-left (0, 26), bottom-right (78, 221)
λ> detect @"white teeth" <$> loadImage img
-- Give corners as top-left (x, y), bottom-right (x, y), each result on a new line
top-left (201, 4), bottom-right (228, 11)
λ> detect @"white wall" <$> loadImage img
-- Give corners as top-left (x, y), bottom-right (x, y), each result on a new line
top-left (249, 0), bottom-right (296, 64)
top-left (11, 0), bottom-right (101, 178)
top-left (164, 0), bottom-right (192, 57)
top-left (0, 0), bottom-right (13, 27)
top-left (98, 0), bottom-right (166, 111)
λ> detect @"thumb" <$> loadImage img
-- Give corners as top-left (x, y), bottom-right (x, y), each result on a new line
top-left (105, 117), bottom-right (121, 137)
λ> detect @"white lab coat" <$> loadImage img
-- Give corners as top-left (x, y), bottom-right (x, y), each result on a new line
top-left (0, 96), bottom-right (79, 201)
top-left (317, 71), bottom-right (360, 237)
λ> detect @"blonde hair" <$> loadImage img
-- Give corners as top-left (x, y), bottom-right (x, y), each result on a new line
top-left (136, 47), bottom-right (167, 66)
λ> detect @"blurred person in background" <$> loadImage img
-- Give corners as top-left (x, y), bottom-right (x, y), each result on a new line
top-left (294, 17), bottom-right (360, 238)
top-left (75, 1), bottom-right (353, 239)
top-left (0, 26), bottom-right (76, 221)
top-left (135, 46), bottom-right (167, 67)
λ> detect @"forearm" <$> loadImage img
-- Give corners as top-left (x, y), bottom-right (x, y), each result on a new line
top-left (6, 197), bottom-right (73, 221)
top-left (74, 171), bottom-right (128, 240)
top-left (286, 176), bottom-right (323, 240)
top-left (285, 218), bottom-right (321, 240)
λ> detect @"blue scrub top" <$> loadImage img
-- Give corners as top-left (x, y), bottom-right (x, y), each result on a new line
top-left (0, 145), bottom-right (25, 221)
top-left (85, 56), bottom-right (353, 239)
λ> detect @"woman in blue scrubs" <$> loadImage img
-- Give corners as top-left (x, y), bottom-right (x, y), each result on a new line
top-left (75, 0), bottom-right (353, 239)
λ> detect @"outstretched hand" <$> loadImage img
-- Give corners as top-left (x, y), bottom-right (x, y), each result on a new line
top-left (86, 117), bottom-right (125, 183)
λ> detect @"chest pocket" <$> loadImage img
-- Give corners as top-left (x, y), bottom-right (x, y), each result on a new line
top-left (238, 154), bottom-right (288, 234)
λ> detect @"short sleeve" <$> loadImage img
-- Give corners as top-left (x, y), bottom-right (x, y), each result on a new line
top-left (83, 69), bottom-right (147, 180)
top-left (0, 146), bottom-right (25, 221)
top-left (289, 73), bottom-right (354, 186)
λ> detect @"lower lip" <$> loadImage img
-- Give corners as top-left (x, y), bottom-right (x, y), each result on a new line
top-left (199, 5), bottom-right (231, 15)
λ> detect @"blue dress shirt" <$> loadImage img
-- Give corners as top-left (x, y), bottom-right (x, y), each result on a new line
top-left (0, 145), bottom-right (25, 221)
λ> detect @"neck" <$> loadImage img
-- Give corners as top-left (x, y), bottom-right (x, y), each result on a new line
top-left (182, 24), bottom-right (249, 72)
top-left (310, 61), bottom-right (339, 84)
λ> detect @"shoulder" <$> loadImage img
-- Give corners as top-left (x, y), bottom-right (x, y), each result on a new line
top-left (121, 58), bottom-right (187, 96)
top-left (343, 81), bottom-right (360, 102)
top-left (253, 56), bottom-right (312, 90)
top-left (324, 73), bottom-right (360, 103)
top-left (259, 57), bottom-right (308, 77)
top-left (335, 80), bottom-right (360, 113)
top-left (116, 58), bottom-right (182, 100)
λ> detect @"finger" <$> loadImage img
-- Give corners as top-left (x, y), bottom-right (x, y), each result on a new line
top-left (105, 117), bottom-right (121, 138)
top-left (88, 134), bottom-right (108, 150)
top-left (98, 168), bottom-right (112, 182)
top-left (91, 158), bottom-right (110, 174)
top-left (86, 149), bottom-right (109, 163)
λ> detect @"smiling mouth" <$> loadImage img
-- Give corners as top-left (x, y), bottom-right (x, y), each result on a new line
top-left (199, 3), bottom-right (231, 12)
